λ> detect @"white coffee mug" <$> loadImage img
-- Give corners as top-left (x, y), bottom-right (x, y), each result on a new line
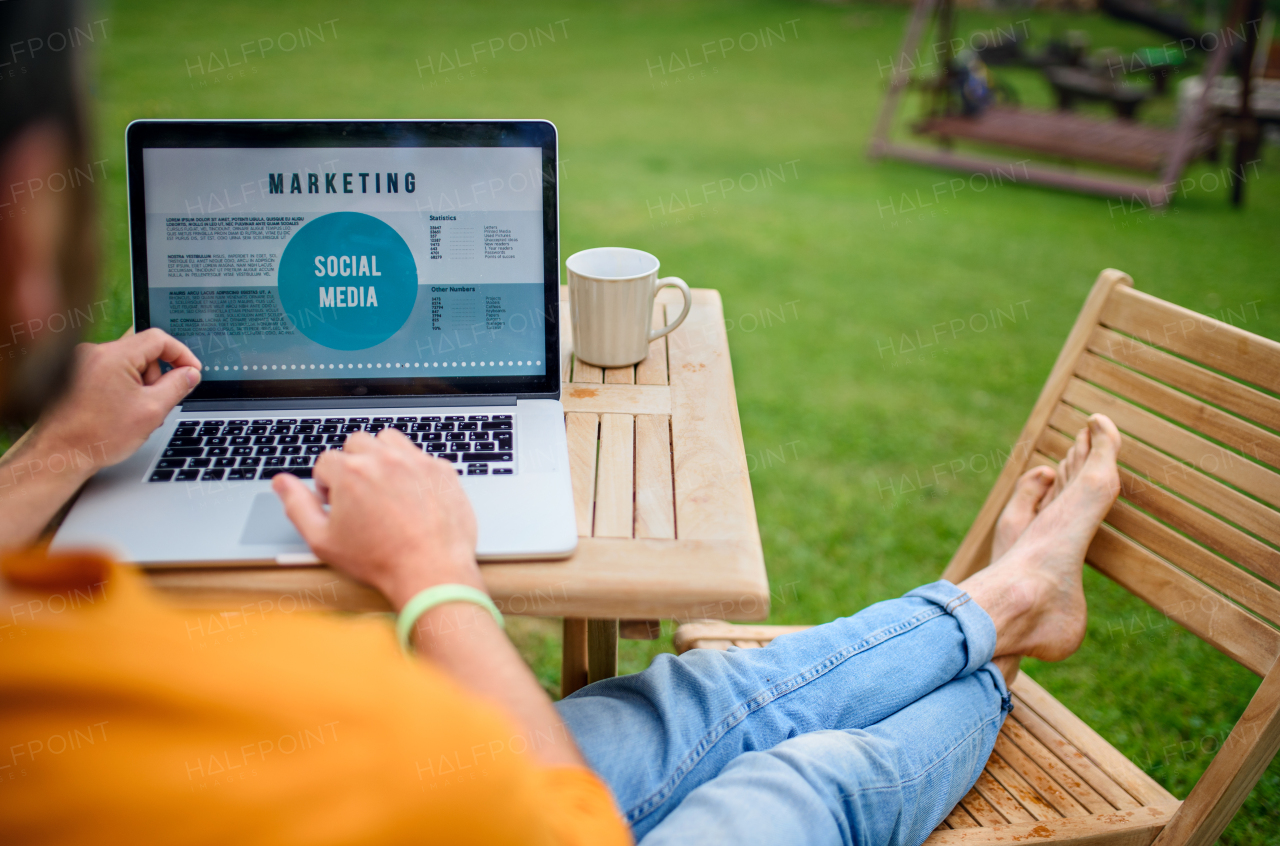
top-left (566, 247), bottom-right (693, 368)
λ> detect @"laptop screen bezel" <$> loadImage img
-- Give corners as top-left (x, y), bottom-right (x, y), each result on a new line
top-left (125, 119), bottom-right (561, 402)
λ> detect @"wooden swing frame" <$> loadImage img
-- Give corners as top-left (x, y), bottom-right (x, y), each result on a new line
top-left (867, 0), bottom-right (1255, 207)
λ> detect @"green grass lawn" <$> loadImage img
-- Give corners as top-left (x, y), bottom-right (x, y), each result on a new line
top-left (77, 0), bottom-right (1280, 841)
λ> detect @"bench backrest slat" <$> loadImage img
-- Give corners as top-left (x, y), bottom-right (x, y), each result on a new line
top-left (1087, 326), bottom-right (1280, 431)
top-left (1060, 377), bottom-right (1280, 508)
top-left (1099, 285), bottom-right (1280, 395)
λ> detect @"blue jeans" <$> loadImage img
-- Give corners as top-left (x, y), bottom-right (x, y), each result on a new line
top-left (556, 581), bottom-right (1013, 846)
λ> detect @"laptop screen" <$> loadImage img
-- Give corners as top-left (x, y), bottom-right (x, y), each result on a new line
top-left (126, 121), bottom-right (560, 403)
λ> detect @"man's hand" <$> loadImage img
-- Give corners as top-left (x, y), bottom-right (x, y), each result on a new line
top-left (0, 328), bottom-right (202, 550)
top-left (273, 429), bottom-right (587, 770)
top-left (272, 429), bottom-right (482, 610)
top-left (37, 328), bottom-right (202, 467)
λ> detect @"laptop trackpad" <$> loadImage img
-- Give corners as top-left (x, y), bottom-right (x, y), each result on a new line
top-left (240, 493), bottom-right (306, 546)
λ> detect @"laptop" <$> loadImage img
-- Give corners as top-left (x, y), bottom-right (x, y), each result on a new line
top-left (51, 119), bottom-right (577, 564)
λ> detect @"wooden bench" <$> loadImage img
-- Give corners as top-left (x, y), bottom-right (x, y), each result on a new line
top-left (676, 269), bottom-right (1280, 845)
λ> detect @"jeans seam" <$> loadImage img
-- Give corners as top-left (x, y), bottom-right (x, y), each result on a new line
top-left (944, 593), bottom-right (972, 615)
top-left (625, 605), bottom-right (950, 825)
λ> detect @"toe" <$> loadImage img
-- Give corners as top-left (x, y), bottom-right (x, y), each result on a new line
top-left (1008, 467), bottom-right (1053, 513)
top-left (1055, 426), bottom-right (1092, 495)
top-left (1081, 415), bottom-right (1122, 498)
top-left (1072, 425), bottom-right (1092, 467)
top-left (1029, 464), bottom-right (1055, 487)
top-left (1018, 466), bottom-right (1052, 497)
top-left (993, 467), bottom-right (1057, 563)
top-left (1087, 414), bottom-right (1122, 457)
top-left (1029, 466), bottom-right (1056, 512)
top-left (993, 465), bottom-right (1054, 558)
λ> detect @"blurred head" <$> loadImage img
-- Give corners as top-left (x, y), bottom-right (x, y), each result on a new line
top-left (0, 0), bottom-right (99, 427)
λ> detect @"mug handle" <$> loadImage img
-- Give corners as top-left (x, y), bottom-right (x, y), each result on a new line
top-left (649, 277), bottom-right (693, 342)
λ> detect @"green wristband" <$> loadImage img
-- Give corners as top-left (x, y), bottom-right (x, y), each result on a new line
top-left (397, 584), bottom-right (504, 652)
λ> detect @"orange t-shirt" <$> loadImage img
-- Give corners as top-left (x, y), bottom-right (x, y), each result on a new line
top-left (0, 549), bottom-right (631, 846)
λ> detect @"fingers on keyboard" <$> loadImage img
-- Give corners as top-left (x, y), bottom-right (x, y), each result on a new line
top-left (150, 416), bottom-right (513, 480)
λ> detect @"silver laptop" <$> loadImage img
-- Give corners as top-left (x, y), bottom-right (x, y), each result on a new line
top-left (51, 119), bottom-right (577, 564)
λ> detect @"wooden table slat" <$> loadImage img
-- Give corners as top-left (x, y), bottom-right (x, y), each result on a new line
top-left (636, 301), bottom-right (670, 386)
top-left (572, 357), bottom-right (604, 383)
top-left (145, 536), bottom-right (768, 620)
top-left (604, 365), bottom-right (636, 384)
top-left (669, 290), bottom-right (761, 545)
top-left (595, 413), bottom-right (635, 539)
top-left (565, 412), bottom-right (601, 537)
top-left (563, 383), bottom-right (670, 416)
top-left (635, 414), bottom-right (676, 540)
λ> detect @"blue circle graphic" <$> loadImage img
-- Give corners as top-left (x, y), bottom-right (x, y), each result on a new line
top-left (277, 212), bottom-right (417, 350)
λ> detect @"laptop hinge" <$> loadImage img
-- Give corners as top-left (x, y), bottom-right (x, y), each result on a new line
top-left (182, 395), bottom-right (518, 412)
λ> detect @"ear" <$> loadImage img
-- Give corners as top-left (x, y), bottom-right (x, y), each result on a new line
top-left (0, 122), bottom-right (73, 346)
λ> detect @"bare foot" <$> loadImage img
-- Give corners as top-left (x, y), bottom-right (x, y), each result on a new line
top-left (990, 466), bottom-right (1056, 564)
top-left (990, 423), bottom-right (1098, 565)
top-left (960, 414), bottom-right (1122, 662)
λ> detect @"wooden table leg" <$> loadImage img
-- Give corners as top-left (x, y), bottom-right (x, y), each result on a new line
top-left (587, 619), bottom-right (618, 685)
top-left (562, 618), bottom-right (589, 698)
top-left (620, 619), bottom-right (661, 640)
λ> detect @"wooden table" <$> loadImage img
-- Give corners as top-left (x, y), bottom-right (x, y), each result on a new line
top-left (143, 286), bottom-right (769, 696)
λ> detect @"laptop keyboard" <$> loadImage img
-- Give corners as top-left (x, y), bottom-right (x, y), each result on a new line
top-left (146, 415), bottom-right (515, 483)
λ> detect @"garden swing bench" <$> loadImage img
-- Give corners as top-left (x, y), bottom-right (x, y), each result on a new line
top-left (867, 0), bottom-right (1260, 207)
top-left (676, 269), bottom-right (1280, 844)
